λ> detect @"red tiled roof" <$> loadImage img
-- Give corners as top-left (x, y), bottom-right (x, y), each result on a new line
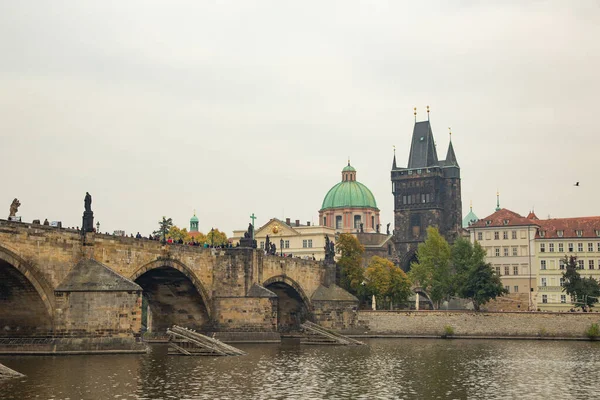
top-left (526, 211), bottom-right (539, 220)
top-left (469, 208), bottom-right (540, 228)
top-left (536, 217), bottom-right (600, 239)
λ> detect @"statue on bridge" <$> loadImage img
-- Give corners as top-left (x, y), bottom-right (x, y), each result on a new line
top-left (264, 235), bottom-right (271, 254)
top-left (324, 235), bottom-right (335, 263)
top-left (81, 192), bottom-right (94, 234)
top-left (240, 223), bottom-right (257, 248)
top-left (8, 198), bottom-right (20, 219)
top-left (386, 223), bottom-right (391, 235)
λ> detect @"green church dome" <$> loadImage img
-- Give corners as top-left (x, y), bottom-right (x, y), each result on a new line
top-left (342, 164), bottom-right (356, 172)
top-left (190, 215), bottom-right (199, 223)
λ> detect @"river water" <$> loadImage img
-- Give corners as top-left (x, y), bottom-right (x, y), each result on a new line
top-left (1, 338), bottom-right (600, 399)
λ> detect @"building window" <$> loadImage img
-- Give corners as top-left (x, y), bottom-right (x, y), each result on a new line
top-left (541, 278), bottom-right (547, 287)
top-left (513, 266), bottom-right (519, 275)
top-left (557, 230), bottom-right (564, 238)
top-left (512, 247), bottom-right (518, 256)
top-left (503, 248), bottom-right (509, 257)
top-left (549, 243), bottom-right (554, 253)
top-left (477, 232), bottom-right (483, 241)
top-left (354, 215), bottom-right (362, 229)
top-left (302, 240), bottom-right (307, 248)
top-left (495, 248), bottom-right (500, 257)
top-left (388, 244), bottom-right (392, 256)
top-left (598, 243), bottom-right (600, 252)
top-left (260, 241), bottom-right (265, 249)
top-left (512, 231), bottom-right (517, 239)
top-left (285, 240), bottom-right (290, 249)
top-left (559, 259), bottom-right (565, 270)
top-left (541, 260), bottom-right (546, 270)
top-left (542, 295), bottom-right (548, 304)
top-left (505, 285), bottom-right (510, 293)
top-left (560, 278), bottom-right (565, 287)
top-left (504, 266), bottom-right (510, 275)
top-left (589, 260), bottom-right (595, 270)
top-left (540, 243), bottom-right (545, 253)
top-left (503, 231), bottom-right (508, 240)
top-left (578, 243), bottom-right (583, 252)
top-left (539, 231), bottom-right (546, 238)
top-left (577, 260), bottom-right (584, 270)
top-left (494, 232), bottom-right (499, 240)
top-left (559, 243), bottom-right (564, 253)
top-left (589, 243), bottom-right (594, 252)
top-left (308, 239), bottom-right (313, 248)
top-left (495, 266), bottom-right (501, 276)
top-left (514, 285), bottom-right (519, 293)
top-left (335, 216), bottom-right (342, 229)
top-left (568, 243), bottom-right (574, 252)
top-left (576, 230), bottom-right (583, 237)
top-left (561, 295), bottom-right (566, 303)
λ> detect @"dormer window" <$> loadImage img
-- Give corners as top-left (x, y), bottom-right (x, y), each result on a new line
top-left (595, 230), bottom-right (600, 237)
top-left (576, 230), bottom-right (583, 237)
top-left (557, 230), bottom-right (564, 238)
top-left (486, 221), bottom-right (491, 226)
top-left (539, 230), bottom-right (546, 238)
top-left (503, 219), bottom-right (509, 225)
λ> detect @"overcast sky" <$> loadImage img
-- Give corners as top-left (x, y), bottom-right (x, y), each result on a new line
top-left (1, 1), bottom-right (599, 237)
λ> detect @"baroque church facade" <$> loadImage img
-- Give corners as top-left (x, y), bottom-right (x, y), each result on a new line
top-left (391, 117), bottom-right (462, 270)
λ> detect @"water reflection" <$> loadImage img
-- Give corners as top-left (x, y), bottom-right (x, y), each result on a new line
top-left (1, 339), bottom-right (600, 399)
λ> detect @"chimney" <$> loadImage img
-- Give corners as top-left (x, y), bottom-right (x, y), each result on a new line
top-left (307, 221), bottom-right (311, 226)
top-left (295, 219), bottom-right (300, 227)
top-left (286, 218), bottom-right (290, 225)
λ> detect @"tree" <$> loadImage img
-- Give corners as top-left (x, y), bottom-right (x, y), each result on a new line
top-left (153, 217), bottom-right (173, 244)
top-left (167, 226), bottom-right (192, 243)
top-left (562, 256), bottom-right (600, 309)
top-left (454, 239), bottom-right (506, 310)
top-left (409, 227), bottom-right (452, 308)
top-left (206, 228), bottom-right (229, 246)
top-left (365, 256), bottom-right (412, 309)
top-left (336, 233), bottom-right (366, 298)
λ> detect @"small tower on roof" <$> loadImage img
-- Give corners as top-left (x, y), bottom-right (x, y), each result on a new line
top-left (190, 210), bottom-right (199, 233)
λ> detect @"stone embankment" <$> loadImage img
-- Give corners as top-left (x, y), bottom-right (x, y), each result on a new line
top-left (0, 363), bottom-right (24, 379)
top-left (345, 310), bottom-right (600, 339)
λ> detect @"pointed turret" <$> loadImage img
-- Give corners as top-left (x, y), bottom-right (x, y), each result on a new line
top-left (407, 121), bottom-right (439, 169)
top-left (392, 146), bottom-right (397, 169)
top-left (445, 129), bottom-right (458, 167)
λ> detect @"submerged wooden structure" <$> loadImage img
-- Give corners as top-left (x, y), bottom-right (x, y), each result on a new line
top-left (166, 325), bottom-right (247, 356)
top-left (300, 321), bottom-right (365, 346)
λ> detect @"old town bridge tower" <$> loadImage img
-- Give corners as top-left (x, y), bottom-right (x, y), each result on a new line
top-left (391, 114), bottom-right (462, 270)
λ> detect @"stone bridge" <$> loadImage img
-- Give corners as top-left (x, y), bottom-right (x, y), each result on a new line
top-left (0, 220), bottom-right (357, 352)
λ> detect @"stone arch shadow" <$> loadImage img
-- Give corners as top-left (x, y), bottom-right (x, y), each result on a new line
top-left (130, 259), bottom-right (212, 332)
top-left (412, 287), bottom-right (434, 310)
top-left (401, 248), bottom-right (418, 273)
top-left (0, 245), bottom-right (55, 334)
top-left (263, 275), bottom-right (313, 332)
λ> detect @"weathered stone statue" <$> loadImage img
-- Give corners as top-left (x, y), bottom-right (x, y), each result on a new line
top-left (359, 223), bottom-right (364, 233)
top-left (376, 224), bottom-right (380, 233)
top-left (239, 222), bottom-right (257, 248)
top-left (386, 223), bottom-right (391, 235)
top-left (270, 242), bottom-right (276, 255)
top-left (8, 198), bottom-right (20, 218)
top-left (84, 192), bottom-right (92, 212)
top-left (324, 235), bottom-right (335, 263)
top-left (81, 192), bottom-right (94, 233)
top-left (264, 235), bottom-right (271, 254)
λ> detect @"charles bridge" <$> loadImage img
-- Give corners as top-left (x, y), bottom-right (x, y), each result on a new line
top-left (0, 219), bottom-right (358, 353)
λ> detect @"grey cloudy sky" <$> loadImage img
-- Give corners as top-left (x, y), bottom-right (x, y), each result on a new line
top-left (1, 1), bottom-right (599, 237)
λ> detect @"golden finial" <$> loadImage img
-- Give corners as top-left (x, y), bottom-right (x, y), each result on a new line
top-left (393, 144), bottom-right (396, 154)
top-left (348, 157), bottom-right (350, 166)
top-left (414, 107), bottom-right (417, 122)
top-left (193, 209), bottom-right (196, 216)
top-left (470, 200), bottom-right (472, 211)
top-left (427, 105), bottom-right (430, 114)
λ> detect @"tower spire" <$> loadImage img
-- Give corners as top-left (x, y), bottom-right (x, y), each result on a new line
top-left (496, 191), bottom-right (501, 211)
top-left (413, 107), bottom-right (417, 122)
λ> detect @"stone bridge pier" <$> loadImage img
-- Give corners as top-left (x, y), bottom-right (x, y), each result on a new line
top-left (0, 220), bottom-right (358, 353)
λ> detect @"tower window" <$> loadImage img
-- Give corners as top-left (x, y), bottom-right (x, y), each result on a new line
top-left (354, 215), bottom-right (362, 229)
top-left (335, 216), bottom-right (342, 229)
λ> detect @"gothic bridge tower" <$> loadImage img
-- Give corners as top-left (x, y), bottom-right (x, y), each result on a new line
top-left (391, 109), bottom-right (462, 270)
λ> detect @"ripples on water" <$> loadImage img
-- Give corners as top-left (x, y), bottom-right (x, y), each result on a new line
top-left (1, 339), bottom-right (600, 399)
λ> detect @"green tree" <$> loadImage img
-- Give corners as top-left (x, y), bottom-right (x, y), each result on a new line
top-left (409, 227), bottom-right (452, 308)
top-left (206, 228), bottom-right (229, 246)
top-left (365, 256), bottom-right (412, 310)
top-left (153, 216), bottom-right (173, 244)
top-left (336, 233), bottom-right (366, 298)
top-left (454, 239), bottom-right (506, 310)
top-left (562, 256), bottom-right (600, 309)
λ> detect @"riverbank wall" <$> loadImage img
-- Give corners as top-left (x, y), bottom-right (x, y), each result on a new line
top-left (344, 310), bottom-right (600, 339)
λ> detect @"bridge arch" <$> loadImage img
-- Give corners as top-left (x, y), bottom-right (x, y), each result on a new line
top-left (130, 259), bottom-right (212, 333)
top-left (263, 275), bottom-right (312, 332)
top-left (412, 286), bottom-right (434, 310)
top-left (0, 245), bottom-right (54, 335)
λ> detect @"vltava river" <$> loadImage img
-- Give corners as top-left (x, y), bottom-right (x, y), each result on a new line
top-left (1, 339), bottom-right (600, 399)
